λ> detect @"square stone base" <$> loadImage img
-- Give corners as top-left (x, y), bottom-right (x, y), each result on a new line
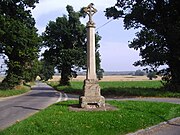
top-left (79, 96), bottom-right (105, 108)
top-left (79, 79), bottom-right (105, 108)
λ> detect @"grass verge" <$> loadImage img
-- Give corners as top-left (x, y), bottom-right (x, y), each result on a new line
top-left (49, 81), bottom-right (180, 98)
top-left (0, 100), bottom-right (180, 135)
top-left (0, 85), bottom-right (30, 97)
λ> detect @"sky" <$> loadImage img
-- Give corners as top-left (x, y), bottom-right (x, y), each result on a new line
top-left (31, 0), bottom-right (141, 71)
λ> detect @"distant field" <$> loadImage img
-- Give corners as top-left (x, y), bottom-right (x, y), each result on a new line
top-left (1, 75), bottom-right (161, 82)
top-left (49, 75), bottom-right (161, 82)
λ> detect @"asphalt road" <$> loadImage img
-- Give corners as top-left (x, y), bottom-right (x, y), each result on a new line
top-left (0, 82), bottom-right (60, 130)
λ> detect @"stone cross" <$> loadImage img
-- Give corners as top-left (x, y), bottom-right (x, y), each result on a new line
top-left (80, 3), bottom-right (105, 109)
top-left (84, 3), bottom-right (97, 80)
top-left (84, 3), bottom-right (97, 25)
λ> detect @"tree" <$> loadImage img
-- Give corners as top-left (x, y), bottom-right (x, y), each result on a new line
top-left (95, 33), bottom-right (104, 80)
top-left (147, 71), bottom-right (157, 80)
top-left (23, 59), bottom-right (42, 82)
top-left (105, 0), bottom-right (180, 91)
top-left (0, 0), bottom-right (40, 89)
top-left (134, 69), bottom-right (145, 76)
top-left (39, 59), bottom-right (55, 81)
top-left (42, 5), bottom-right (102, 86)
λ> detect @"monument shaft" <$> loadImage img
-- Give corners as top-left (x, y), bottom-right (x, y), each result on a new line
top-left (87, 25), bottom-right (96, 80)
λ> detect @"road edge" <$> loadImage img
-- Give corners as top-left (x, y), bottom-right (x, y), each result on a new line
top-left (127, 117), bottom-right (180, 135)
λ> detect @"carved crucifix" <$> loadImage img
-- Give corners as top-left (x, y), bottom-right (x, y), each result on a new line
top-left (84, 3), bottom-right (97, 25)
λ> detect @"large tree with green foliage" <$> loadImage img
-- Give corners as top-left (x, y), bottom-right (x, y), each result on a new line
top-left (38, 59), bottom-right (55, 81)
top-left (0, 0), bottom-right (41, 89)
top-left (42, 5), bottom-right (102, 85)
top-left (106, 0), bottom-right (180, 91)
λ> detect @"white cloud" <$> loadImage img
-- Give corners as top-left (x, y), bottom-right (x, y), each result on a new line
top-left (32, 0), bottom-right (117, 19)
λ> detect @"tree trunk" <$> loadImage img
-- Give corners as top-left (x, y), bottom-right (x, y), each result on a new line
top-left (168, 56), bottom-right (180, 92)
top-left (60, 65), bottom-right (71, 86)
top-left (1, 62), bottom-right (23, 89)
top-left (166, 33), bottom-right (180, 92)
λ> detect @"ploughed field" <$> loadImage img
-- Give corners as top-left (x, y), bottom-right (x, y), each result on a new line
top-left (49, 75), bottom-right (161, 82)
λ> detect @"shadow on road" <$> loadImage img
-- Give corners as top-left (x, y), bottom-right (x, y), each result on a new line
top-left (27, 92), bottom-right (58, 97)
top-left (31, 87), bottom-right (54, 90)
top-left (13, 106), bottom-right (41, 111)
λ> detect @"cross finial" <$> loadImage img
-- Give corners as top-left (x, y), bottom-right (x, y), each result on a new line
top-left (84, 3), bottom-right (97, 25)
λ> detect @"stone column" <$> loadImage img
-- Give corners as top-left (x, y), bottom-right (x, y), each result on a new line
top-left (86, 24), bottom-right (96, 80)
top-left (79, 3), bottom-right (105, 108)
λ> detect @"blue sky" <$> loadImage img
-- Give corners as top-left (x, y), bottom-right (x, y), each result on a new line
top-left (32, 0), bottom-right (141, 71)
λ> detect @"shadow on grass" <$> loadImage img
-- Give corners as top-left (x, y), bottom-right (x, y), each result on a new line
top-left (54, 86), bottom-right (83, 95)
top-left (49, 82), bottom-right (180, 98)
top-left (124, 104), bottom-right (180, 127)
top-left (126, 105), bottom-right (168, 121)
top-left (101, 87), bottom-right (165, 97)
top-left (55, 86), bottom-right (179, 98)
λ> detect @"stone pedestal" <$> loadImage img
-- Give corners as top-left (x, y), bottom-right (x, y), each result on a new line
top-left (80, 79), bottom-right (105, 108)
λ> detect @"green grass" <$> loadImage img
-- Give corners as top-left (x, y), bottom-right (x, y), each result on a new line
top-left (1, 100), bottom-right (180, 135)
top-left (0, 85), bottom-right (30, 97)
top-left (49, 81), bottom-right (180, 98)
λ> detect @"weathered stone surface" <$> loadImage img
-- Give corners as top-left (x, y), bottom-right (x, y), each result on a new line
top-left (84, 3), bottom-right (97, 26)
top-left (80, 95), bottom-right (105, 108)
top-left (86, 23), bottom-right (96, 80)
top-left (69, 103), bottom-right (118, 112)
top-left (83, 79), bottom-right (100, 96)
top-left (80, 79), bottom-right (105, 108)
